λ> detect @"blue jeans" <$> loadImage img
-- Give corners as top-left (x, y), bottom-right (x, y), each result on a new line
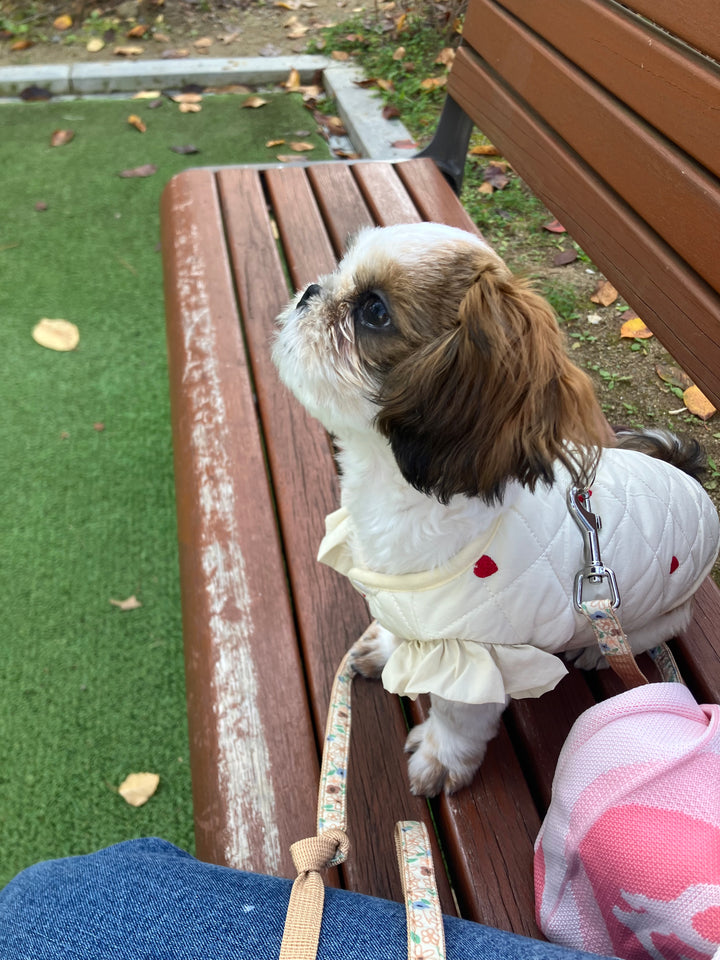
top-left (0, 838), bottom-right (608, 959)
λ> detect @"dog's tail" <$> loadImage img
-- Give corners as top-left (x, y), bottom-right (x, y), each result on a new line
top-left (613, 427), bottom-right (706, 481)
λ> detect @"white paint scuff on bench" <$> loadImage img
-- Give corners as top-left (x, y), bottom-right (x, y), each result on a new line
top-left (172, 198), bottom-right (282, 873)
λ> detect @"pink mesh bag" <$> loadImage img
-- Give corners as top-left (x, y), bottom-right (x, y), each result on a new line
top-left (535, 678), bottom-right (720, 960)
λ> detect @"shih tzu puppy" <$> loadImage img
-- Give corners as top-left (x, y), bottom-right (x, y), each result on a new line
top-left (273, 222), bottom-right (720, 797)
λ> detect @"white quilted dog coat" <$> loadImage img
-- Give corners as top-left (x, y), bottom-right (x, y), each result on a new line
top-left (319, 447), bottom-right (719, 705)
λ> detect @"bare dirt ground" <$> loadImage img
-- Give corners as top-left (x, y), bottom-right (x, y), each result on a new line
top-left (0, 0), bottom-right (344, 65)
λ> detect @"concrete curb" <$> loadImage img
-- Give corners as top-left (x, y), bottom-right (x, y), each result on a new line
top-left (0, 56), bottom-right (415, 160)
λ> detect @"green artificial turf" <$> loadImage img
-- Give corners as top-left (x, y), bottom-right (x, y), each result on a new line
top-left (0, 93), bottom-right (331, 888)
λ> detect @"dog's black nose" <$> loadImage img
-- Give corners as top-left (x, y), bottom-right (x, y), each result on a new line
top-left (297, 283), bottom-right (321, 310)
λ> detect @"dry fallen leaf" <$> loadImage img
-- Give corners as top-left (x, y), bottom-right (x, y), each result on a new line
top-left (620, 315), bottom-right (653, 339)
top-left (390, 139), bottom-right (417, 149)
top-left (382, 104), bottom-right (401, 120)
top-left (286, 23), bottom-right (309, 38)
top-left (178, 102), bottom-right (201, 113)
top-left (114, 45), bottom-right (144, 56)
top-left (477, 181), bottom-right (495, 196)
top-left (53, 14), bottom-right (72, 30)
top-left (283, 67), bottom-right (302, 89)
top-left (241, 96), bottom-right (268, 109)
top-left (11, 39), bottom-right (34, 51)
top-left (392, 45), bottom-right (406, 60)
top-left (170, 144), bottom-right (200, 154)
top-left (553, 249), bottom-right (578, 267)
top-left (590, 279), bottom-right (619, 307)
top-left (683, 385), bottom-right (717, 420)
top-left (119, 163), bottom-right (157, 178)
top-left (110, 595), bottom-right (142, 610)
top-left (172, 92), bottom-right (203, 104)
top-left (542, 218), bottom-right (566, 233)
top-left (32, 319), bottom-right (79, 352)
top-left (118, 772), bottom-right (160, 807)
top-left (133, 89), bottom-right (161, 99)
top-left (290, 141), bottom-right (315, 152)
top-left (277, 154), bottom-right (304, 163)
top-left (469, 144), bottom-right (500, 156)
top-left (193, 36), bottom-right (213, 48)
top-left (126, 24), bottom-right (147, 38)
top-left (656, 363), bottom-right (694, 392)
top-left (266, 138), bottom-right (285, 147)
top-left (161, 48), bottom-right (189, 58)
top-left (86, 37), bottom-right (104, 52)
top-left (419, 75), bottom-right (447, 90)
top-left (434, 47), bottom-right (455, 67)
top-left (483, 160), bottom-right (510, 190)
top-left (127, 114), bottom-right (147, 133)
top-left (331, 49), bottom-right (350, 61)
top-left (50, 128), bottom-right (74, 147)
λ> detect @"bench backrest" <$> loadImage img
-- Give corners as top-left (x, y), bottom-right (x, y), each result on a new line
top-left (443, 0), bottom-right (720, 410)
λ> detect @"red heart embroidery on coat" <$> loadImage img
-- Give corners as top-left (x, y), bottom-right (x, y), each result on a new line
top-left (474, 555), bottom-right (498, 578)
top-left (670, 556), bottom-right (679, 574)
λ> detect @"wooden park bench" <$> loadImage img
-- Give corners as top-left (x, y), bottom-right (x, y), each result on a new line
top-left (160, 0), bottom-right (720, 937)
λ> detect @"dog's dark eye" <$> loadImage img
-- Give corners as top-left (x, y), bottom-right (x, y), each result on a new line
top-left (355, 292), bottom-right (393, 332)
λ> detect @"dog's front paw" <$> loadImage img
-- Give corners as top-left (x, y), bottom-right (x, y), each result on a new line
top-left (404, 721), bottom-right (481, 797)
top-left (349, 621), bottom-right (399, 679)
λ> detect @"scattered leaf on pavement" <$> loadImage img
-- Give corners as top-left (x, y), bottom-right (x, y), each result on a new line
top-left (53, 14), bottom-right (72, 30)
top-left (114, 45), bottom-right (144, 56)
top-left (620, 315), bottom-right (653, 339)
top-left (86, 37), bottom-right (104, 52)
top-left (241, 96), bottom-right (268, 109)
top-left (543, 218), bottom-right (566, 233)
top-left (590, 278), bottom-right (618, 307)
top-left (390, 139), bottom-right (417, 149)
top-left (32, 319), bottom-right (79, 351)
top-left (118, 772), bottom-right (160, 807)
top-left (50, 129), bottom-right (74, 147)
top-left (110, 595), bottom-right (142, 610)
top-left (127, 24), bottom-right (147, 38)
top-left (683, 385), bottom-right (716, 420)
top-left (170, 144), bottom-right (200, 154)
top-left (161, 48), bottom-right (189, 58)
top-left (11, 39), bottom-right (34, 51)
top-left (127, 114), bottom-right (147, 133)
top-left (194, 36), bottom-right (213, 48)
top-left (119, 163), bottom-right (157, 178)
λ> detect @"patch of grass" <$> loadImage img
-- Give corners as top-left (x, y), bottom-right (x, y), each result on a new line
top-left (0, 94), bottom-right (330, 887)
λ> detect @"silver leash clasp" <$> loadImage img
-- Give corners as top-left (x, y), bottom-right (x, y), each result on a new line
top-left (568, 486), bottom-right (620, 611)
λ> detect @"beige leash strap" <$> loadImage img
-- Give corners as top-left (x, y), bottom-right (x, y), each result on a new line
top-left (280, 648), bottom-right (446, 960)
top-left (580, 598), bottom-right (684, 687)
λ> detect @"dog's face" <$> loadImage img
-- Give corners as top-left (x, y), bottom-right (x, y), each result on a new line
top-left (273, 222), bottom-right (606, 503)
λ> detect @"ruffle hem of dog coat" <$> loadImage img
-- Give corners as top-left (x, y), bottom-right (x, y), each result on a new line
top-left (318, 448), bottom-right (720, 705)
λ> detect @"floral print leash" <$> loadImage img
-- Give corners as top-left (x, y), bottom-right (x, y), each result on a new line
top-left (280, 648), bottom-right (446, 960)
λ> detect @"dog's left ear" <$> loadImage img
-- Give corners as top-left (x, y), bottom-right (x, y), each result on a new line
top-left (375, 261), bottom-right (609, 503)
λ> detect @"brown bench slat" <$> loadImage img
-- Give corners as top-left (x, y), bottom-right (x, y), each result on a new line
top-left (449, 45), bottom-right (720, 409)
top-left (396, 158), bottom-right (481, 233)
top-left (487, 0), bottom-right (720, 179)
top-left (352, 162), bottom-right (424, 225)
top-left (463, 0), bottom-right (720, 295)
top-left (217, 166), bottom-right (458, 913)
top-left (161, 168), bottom-right (320, 875)
top-left (306, 163), bottom-right (376, 256)
top-left (627, 0), bottom-right (720, 64)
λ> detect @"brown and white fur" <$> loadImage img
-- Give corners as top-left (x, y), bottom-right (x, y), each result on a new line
top-left (272, 222), bottom-right (707, 796)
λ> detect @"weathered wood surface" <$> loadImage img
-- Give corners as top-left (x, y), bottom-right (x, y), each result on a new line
top-left (451, 0), bottom-right (720, 410)
top-left (162, 157), bottom-right (720, 937)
